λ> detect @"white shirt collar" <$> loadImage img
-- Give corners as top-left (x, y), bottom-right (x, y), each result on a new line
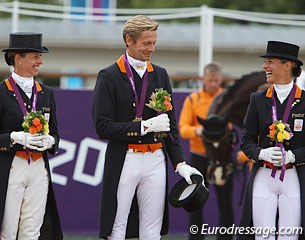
top-left (12, 71), bottom-right (34, 97)
top-left (126, 51), bottom-right (147, 78)
top-left (274, 80), bottom-right (294, 104)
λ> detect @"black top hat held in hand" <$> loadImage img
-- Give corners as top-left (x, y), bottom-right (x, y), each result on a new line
top-left (169, 174), bottom-right (209, 213)
top-left (260, 41), bottom-right (303, 66)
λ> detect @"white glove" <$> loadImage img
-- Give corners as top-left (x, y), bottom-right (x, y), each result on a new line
top-left (30, 134), bottom-right (55, 151)
top-left (176, 162), bottom-right (204, 185)
top-left (285, 150), bottom-right (295, 164)
top-left (142, 113), bottom-right (170, 133)
top-left (10, 131), bottom-right (40, 150)
top-left (258, 146), bottom-right (283, 166)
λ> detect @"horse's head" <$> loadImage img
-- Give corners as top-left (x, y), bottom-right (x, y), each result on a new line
top-left (197, 114), bottom-right (233, 185)
top-left (197, 114), bottom-right (232, 160)
top-left (198, 114), bottom-right (227, 142)
top-left (195, 71), bottom-right (267, 185)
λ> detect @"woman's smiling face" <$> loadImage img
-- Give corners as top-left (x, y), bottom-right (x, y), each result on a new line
top-left (262, 57), bottom-right (294, 84)
top-left (14, 52), bottom-right (43, 77)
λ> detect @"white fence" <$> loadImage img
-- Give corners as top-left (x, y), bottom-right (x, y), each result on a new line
top-left (1, 1), bottom-right (305, 76)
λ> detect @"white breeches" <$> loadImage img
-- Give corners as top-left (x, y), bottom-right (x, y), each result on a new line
top-left (252, 166), bottom-right (301, 240)
top-left (109, 149), bottom-right (166, 240)
top-left (1, 156), bottom-right (49, 240)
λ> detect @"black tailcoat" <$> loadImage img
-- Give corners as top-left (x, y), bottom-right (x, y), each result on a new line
top-left (237, 85), bottom-right (305, 240)
top-left (92, 55), bottom-right (186, 239)
top-left (0, 79), bottom-right (63, 240)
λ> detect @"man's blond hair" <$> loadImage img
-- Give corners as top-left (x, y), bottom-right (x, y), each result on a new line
top-left (204, 62), bottom-right (222, 75)
top-left (123, 15), bottom-right (159, 46)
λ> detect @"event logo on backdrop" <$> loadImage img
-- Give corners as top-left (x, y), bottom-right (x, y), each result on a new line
top-left (50, 138), bottom-right (107, 187)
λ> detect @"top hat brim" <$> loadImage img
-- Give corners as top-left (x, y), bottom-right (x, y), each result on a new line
top-left (169, 174), bottom-right (209, 213)
top-left (2, 46), bottom-right (49, 53)
top-left (260, 53), bottom-right (303, 66)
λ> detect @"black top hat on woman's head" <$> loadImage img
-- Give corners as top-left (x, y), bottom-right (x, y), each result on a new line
top-left (169, 174), bottom-right (209, 213)
top-left (3, 32), bottom-right (49, 66)
top-left (260, 41), bottom-right (303, 66)
top-left (3, 32), bottom-right (49, 53)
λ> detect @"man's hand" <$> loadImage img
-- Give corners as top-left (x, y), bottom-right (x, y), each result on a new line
top-left (176, 162), bottom-right (204, 185)
top-left (142, 114), bottom-right (170, 133)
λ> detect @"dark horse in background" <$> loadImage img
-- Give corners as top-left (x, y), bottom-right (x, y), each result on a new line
top-left (193, 71), bottom-right (267, 240)
top-left (197, 71), bottom-right (268, 186)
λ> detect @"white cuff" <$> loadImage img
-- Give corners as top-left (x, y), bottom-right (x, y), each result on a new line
top-left (140, 121), bottom-right (147, 136)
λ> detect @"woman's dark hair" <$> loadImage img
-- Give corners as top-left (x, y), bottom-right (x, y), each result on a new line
top-left (280, 59), bottom-right (302, 78)
top-left (292, 65), bottom-right (302, 78)
top-left (4, 51), bottom-right (26, 66)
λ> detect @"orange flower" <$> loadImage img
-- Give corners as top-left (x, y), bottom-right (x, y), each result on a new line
top-left (269, 124), bottom-right (276, 130)
top-left (29, 126), bottom-right (37, 134)
top-left (32, 118), bottom-right (41, 127)
top-left (36, 123), bottom-right (43, 132)
top-left (164, 96), bottom-right (171, 101)
top-left (164, 101), bottom-right (172, 111)
top-left (269, 129), bottom-right (276, 139)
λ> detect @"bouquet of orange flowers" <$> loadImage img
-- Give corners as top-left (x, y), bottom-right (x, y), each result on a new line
top-left (22, 111), bottom-right (49, 135)
top-left (267, 120), bottom-right (293, 143)
top-left (146, 88), bottom-right (172, 113)
top-left (146, 88), bottom-right (172, 138)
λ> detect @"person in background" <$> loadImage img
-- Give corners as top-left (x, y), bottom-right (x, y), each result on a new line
top-left (179, 63), bottom-right (234, 240)
top-left (238, 41), bottom-right (305, 240)
top-left (0, 32), bottom-right (63, 240)
top-left (92, 15), bottom-right (202, 240)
